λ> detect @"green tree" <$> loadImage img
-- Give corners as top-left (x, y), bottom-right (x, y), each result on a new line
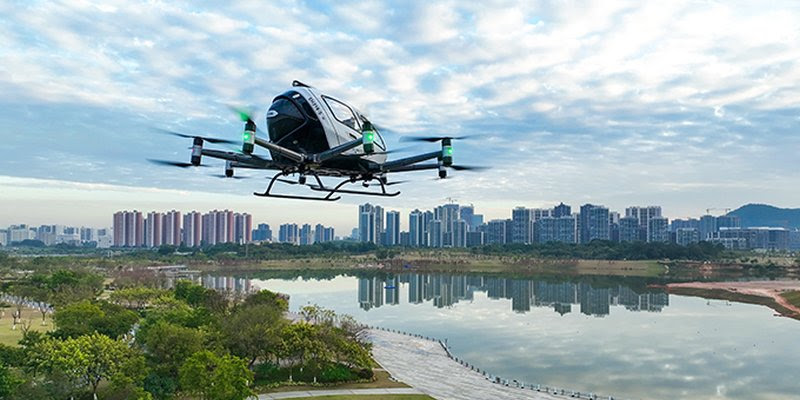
top-left (223, 303), bottom-right (286, 367)
top-left (109, 287), bottom-right (167, 309)
top-left (34, 333), bottom-right (146, 399)
top-left (178, 350), bottom-right (253, 400)
top-left (52, 300), bottom-right (138, 339)
top-left (0, 364), bottom-right (23, 398)
top-left (140, 321), bottom-right (206, 378)
top-left (242, 289), bottom-right (288, 312)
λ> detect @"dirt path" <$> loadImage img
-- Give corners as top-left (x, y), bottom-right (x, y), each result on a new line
top-left (666, 280), bottom-right (800, 317)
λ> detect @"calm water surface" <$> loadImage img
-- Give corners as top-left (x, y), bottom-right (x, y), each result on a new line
top-left (225, 272), bottom-right (798, 400)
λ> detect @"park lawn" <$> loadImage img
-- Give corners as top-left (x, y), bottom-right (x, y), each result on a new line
top-left (0, 306), bottom-right (53, 346)
top-left (781, 290), bottom-right (800, 308)
top-left (280, 396), bottom-right (434, 400)
top-left (264, 369), bottom-right (409, 393)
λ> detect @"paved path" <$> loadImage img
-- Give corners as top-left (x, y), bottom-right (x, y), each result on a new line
top-left (364, 329), bottom-right (574, 400)
top-left (258, 387), bottom-right (424, 399)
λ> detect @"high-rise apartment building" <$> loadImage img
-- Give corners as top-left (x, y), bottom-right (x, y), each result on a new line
top-left (699, 215), bottom-right (717, 241)
top-left (453, 219), bottom-right (468, 247)
top-left (278, 223), bottom-right (299, 244)
top-left (625, 206), bottom-right (662, 241)
top-left (162, 210), bottom-right (182, 246)
top-left (313, 224), bottom-right (335, 243)
top-left (409, 210), bottom-right (425, 247)
top-left (618, 216), bottom-right (639, 242)
top-left (299, 224), bottom-right (313, 245)
top-left (183, 212), bottom-right (202, 247)
top-left (385, 211), bottom-right (400, 246)
top-left (553, 202), bottom-right (571, 218)
top-left (459, 206), bottom-right (475, 231)
top-left (534, 216), bottom-right (577, 244)
top-left (676, 228), bottom-right (700, 246)
top-left (113, 211), bottom-right (144, 247)
top-left (145, 212), bottom-right (162, 248)
top-left (486, 219), bottom-right (507, 244)
top-left (358, 203), bottom-right (384, 244)
top-left (233, 213), bottom-right (252, 244)
top-left (511, 207), bottom-right (533, 244)
top-left (434, 204), bottom-right (460, 247)
top-left (647, 217), bottom-right (670, 243)
top-left (579, 204), bottom-right (610, 243)
top-left (252, 223), bottom-right (272, 242)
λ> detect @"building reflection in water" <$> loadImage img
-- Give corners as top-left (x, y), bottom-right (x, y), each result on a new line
top-left (357, 273), bottom-right (668, 317)
top-left (164, 274), bottom-right (259, 297)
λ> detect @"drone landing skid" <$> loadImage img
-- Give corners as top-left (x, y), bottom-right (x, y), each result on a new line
top-left (254, 172), bottom-right (341, 201)
top-left (308, 178), bottom-right (401, 198)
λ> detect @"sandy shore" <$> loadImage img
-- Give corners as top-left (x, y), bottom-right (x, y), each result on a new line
top-left (666, 280), bottom-right (800, 318)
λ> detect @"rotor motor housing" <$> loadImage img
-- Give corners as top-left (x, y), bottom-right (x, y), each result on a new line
top-left (441, 138), bottom-right (453, 166)
top-left (242, 120), bottom-right (256, 154)
top-left (225, 160), bottom-right (234, 177)
top-left (191, 137), bottom-right (203, 166)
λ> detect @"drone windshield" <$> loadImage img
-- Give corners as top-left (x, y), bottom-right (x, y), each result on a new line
top-left (267, 98), bottom-right (305, 143)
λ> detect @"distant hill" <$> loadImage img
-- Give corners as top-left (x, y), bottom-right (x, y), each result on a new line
top-left (727, 204), bottom-right (800, 229)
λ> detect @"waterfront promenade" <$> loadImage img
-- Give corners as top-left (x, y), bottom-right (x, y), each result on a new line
top-left (258, 388), bottom-right (425, 399)
top-left (364, 328), bottom-right (575, 400)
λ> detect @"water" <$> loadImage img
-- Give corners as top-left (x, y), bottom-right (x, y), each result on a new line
top-left (233, 272), bottom-right (798, 400)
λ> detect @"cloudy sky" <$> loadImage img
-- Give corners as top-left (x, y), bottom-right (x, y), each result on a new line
top-left (1, 0), bottom-right (799, 232)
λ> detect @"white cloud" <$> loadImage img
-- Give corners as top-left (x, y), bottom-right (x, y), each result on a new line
top-left (1, 0), bottom-right (799, 226)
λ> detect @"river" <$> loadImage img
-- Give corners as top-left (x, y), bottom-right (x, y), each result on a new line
top-left (196, 271), bottom-right (800, 400)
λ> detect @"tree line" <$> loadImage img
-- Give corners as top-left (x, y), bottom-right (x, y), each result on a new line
top-left (0, 269), bottom-right (373, 400)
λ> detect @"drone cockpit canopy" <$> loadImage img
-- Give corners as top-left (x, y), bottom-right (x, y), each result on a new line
top-left (266, 83), bottom-right (386, 160)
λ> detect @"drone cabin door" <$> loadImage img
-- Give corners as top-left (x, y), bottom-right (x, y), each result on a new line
top-left (320, 95), bottom-right (365, 150)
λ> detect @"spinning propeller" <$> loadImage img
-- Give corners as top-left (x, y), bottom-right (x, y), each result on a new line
top-left (147, 159), bottom-right (207, 168)
top-left (399, 135), bottom-right (476, 142)
top-left (156, 128), bottom-right (237, 144)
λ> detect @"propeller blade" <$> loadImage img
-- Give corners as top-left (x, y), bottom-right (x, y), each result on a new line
top-left (228, 105), bottom-right (255, 123)
top-left (384, 180), bottom-right (408, 186)
top-left (276, 178), bottom-right (300, 185)
top-left (210, 174), bottom-right (250, 180)
top-left (399, 135), bottom-right (476, 143)
top-left (449, 165), bottom-right (489, 171)
top-left (147, 159), bottom-right (206, 168)
top-left (156, 129), bottom-right (237, 144)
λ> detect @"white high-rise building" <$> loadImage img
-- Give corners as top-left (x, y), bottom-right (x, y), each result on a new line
top-left (358, 203), bottom-right (384, 244)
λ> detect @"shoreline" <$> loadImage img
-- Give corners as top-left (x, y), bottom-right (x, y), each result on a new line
top-left (664, 280), bottom-right (800, 321)
top-left (363, 327), bottom-right (617, 400)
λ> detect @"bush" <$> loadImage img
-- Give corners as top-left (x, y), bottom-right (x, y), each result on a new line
top-left (253, 363), bottom-right (281, 385)
top-left (319, 364), bottom-right (355, 383)
top-left (356, 368), bottom-right (373, 380)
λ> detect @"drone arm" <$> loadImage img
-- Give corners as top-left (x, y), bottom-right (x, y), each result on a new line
top-left (380, 151), bottom-right (440, 171)
top-left (382, 162), bottom-right (442, 173)
top-left (253, 137), bottom-right (306, 163)
top-left (201, 149), bottom-right (281, 169)
top-left (312, 137), bottom-right (365, 163)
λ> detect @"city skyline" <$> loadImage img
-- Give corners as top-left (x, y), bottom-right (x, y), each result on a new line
top-left (3, 199), bottom-right (799, 250)
top-left (2, 2), bottom-right (800, 227)
top-left (0, 186), bottom-right (790, 240)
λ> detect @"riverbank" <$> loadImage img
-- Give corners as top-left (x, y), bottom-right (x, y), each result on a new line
top-left (198, 256), bottom-right (667, 278)
top-left (665, 280), bottom-right (800, 320)
top-left (363, 328), bottom-right (615, 400)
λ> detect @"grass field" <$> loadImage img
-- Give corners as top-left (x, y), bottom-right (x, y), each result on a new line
top-left (781, 290), bottom-right (800, 309)
top-left (0, 306), bottom-right (53, 346)
top-left (280, 395), bottom-right (434, 400)
top-left (224, 254), bottom-right (666, 278)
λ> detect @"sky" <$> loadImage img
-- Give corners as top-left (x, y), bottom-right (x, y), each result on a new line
top-left (1, 0), bottom-right (799, 233)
